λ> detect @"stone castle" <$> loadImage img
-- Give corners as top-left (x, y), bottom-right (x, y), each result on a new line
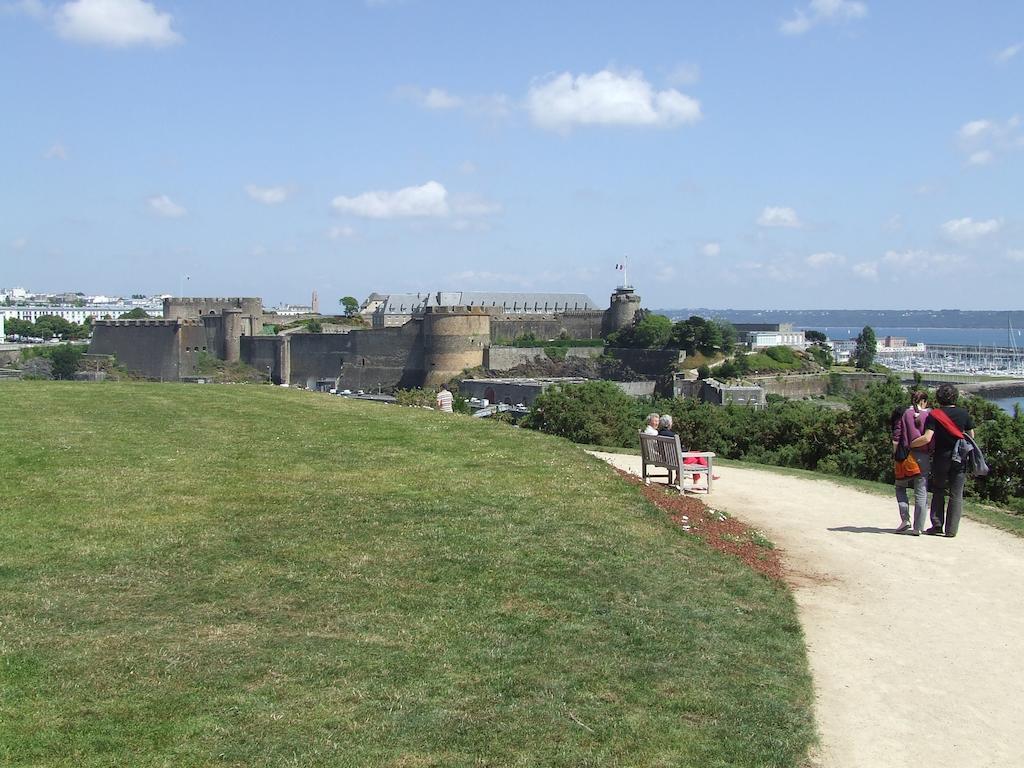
top-left (89, 288), bottom-right (642, 389)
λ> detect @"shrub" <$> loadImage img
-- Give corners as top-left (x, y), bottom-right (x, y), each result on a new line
top-left (522, 381), bottom-right (646, 447)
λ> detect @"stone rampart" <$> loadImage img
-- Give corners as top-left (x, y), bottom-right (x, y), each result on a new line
top-left (604, 347), bottom-right (685, 376)
top-left (489, 313), bottom-right (605, 342)
top-left (90, 319), bottom-right (211, 380)
top-left (749, 372), bottom-right (887, 398)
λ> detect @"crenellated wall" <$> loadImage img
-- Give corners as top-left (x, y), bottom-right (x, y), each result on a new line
top-left (94, 289), bottom-right (644, 388)
top-left (90, 318), bottom-right (212, 380)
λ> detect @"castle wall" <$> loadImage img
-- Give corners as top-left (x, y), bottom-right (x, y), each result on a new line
top-left (484, 346), bottom-right (547, 369)
top-left (749, 372), bottom-right (887, 398)
top-left (89, 319), bottom-right (210, 380)
top-left (483, 345), bottom-right (604, 370)
top-left (241, 336), bottom-right (279, 382)
top-left (489, 312), bottom-right (605, 343)
top-left (605, 347), bottom-right (686, 376)
top-left (164, 297), bottom-right (263, 336)
top-left (337, 322), bottom-right (425, 391)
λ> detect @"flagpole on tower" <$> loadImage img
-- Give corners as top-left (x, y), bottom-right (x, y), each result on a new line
top-left (615, 257), bottom-right (630, 289)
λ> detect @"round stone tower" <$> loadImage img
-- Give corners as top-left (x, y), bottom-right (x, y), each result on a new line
top-left (422, 306), bottom-right (490, 387)
top-left (223, 308), bottom-right (242, 362)
top-left (602, 287), bottom-right (642, 336)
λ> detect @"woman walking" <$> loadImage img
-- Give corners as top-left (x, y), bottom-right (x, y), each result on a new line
top-left (891, 390), bottom-right (930, 535)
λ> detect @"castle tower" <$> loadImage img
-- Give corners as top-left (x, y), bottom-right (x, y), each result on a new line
top-left (223, 308), bottom-right (242, 362)
top-left (312, 290), bottom-right (319, 315)
top-left (421, 306), bottom-right (490, 387)
top-left (602, 287), bottom-right (642, 336)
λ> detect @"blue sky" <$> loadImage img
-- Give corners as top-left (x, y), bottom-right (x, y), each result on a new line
top-left (1, 0), bottom-right (1021, 309)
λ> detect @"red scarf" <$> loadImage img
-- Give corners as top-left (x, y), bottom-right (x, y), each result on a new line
top-left (930, 408), bottom-right (964, 439)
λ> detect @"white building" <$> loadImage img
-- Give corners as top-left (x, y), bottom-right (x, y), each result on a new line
top-left (748, 329), bottom-right (808, 350)
top-left (0, 304), bottom-right (157, 325)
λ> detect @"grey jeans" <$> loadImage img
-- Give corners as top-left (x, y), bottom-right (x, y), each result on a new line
top-left (895, 449), bottom-right (930, 532)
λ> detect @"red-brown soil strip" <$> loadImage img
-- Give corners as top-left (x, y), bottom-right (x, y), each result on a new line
top-left (616, 469), bottom-right (785, 581)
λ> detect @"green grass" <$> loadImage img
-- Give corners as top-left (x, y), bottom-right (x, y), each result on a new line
top-left (0, 382), bottom-right (814, 767)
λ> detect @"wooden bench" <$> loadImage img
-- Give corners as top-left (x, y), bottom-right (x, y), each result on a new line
top-left (639, 431), bottom-right (716, 494)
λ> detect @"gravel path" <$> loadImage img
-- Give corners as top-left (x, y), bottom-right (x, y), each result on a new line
top-left (591, 452), bottom-right (1024, 768)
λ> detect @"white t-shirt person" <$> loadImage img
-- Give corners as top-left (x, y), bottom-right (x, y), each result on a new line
top-left (436, 386), bottom-right (454, 413)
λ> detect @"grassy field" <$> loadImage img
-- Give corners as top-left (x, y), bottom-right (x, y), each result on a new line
top-left (0, 382), bottom-right (814, 767)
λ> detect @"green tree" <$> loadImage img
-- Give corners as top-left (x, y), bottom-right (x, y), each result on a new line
top-left (305, 319), bottom-right (323, 333)
top-left (34, 315), bottom-right (85, 340)
top-left (807, 343), bottom-right (833, 369)
top-left (50, 344), bottom-right (83, 380)
top-left (523, 381), bottom-right (645, 446)
top-left (854, 326), bottom-right (877, 370)
top-left (339, 296), bottom-right (359, 316)
top-left (5, 318), bottom-right (34, 337)
top-left (696, 364), bottom-right (711, 380)
top-left (120, 308), bottom-right (151, 319)
top-left (608, 313), bottom-right (672, 348)
top-left (669, 316), bottom-right (704, 354)
top-left (718, 322), bottom-right (737, 355)
top-left (805, 330), bottom-right (828, 343)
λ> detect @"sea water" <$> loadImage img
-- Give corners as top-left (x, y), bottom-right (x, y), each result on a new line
top-left (991, 397), bottom-right (1024, 416)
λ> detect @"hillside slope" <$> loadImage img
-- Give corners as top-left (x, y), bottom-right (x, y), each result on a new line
top-left (0, 382), bottom-right (813, 767)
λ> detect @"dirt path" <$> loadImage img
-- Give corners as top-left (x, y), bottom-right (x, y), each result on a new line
top-left (591, 452), bottom-right (1024, 768)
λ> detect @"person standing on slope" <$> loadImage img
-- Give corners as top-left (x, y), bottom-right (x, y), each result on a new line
top-left (891, 390), bottom-right (931, 535)
top-left (435, 384), bottom-right (454, 413)
top-left (910, 383), bottom-right (974, 538)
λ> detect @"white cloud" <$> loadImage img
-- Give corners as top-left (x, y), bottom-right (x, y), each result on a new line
top-left (54, 0), bottom-right (181, 47)
top-left (852, 261), bottom-right (878, 280)
top-left (451, 195), bottom-right (501, 217)
top-left (883, 249), bottom-right (965, 273)
top-left (1007, 249), bottom-right (1024, 262)
top-left (245, 184), bottom-right (290, 205)
top-left (11, 237), bottom-right (29, 251)
top-left (806, 251), bottom-right (844, 267)
top-left (422, 87), bottom-right (462, 110)
top-left (458, 160), bottom-right (477, 175)
top-left (941, 217), bottom-right (1001, 242)
top-left (781, 0), bottom-right (867, 35)
top-left (43, 142), bottom-right (68, 160)
top-left (700, 242), bottom-right (721, 257)
top-left (996, 42), bottom-right (1023, 63)
top-left (956, 115), bottom-right (1022, 165)
top-left (328, 225), bottom-right (355, 240)
top-left (4, 0), bottom-right (46, 19)
top-left (959, 119), bottom-right (991, 139)
top-left (331, 180), bottom-right (449, 219)
top-left (757, 206), bottom-right (802, 228)
top-left (667, 62), bottom-right (701, 87)
top-left (397, 85), bottom-right (463, 110)
top-left (526, 69), bottom-right (701, 132)
top-left (147, 194), bottom-right (186, 218)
